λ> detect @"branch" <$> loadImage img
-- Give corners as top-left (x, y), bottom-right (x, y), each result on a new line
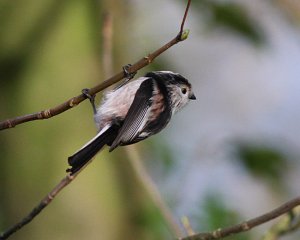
top-left (261, 205), bottom-right (300, 240)
top-left (0, 0), bottom-right (191, 131)
top-left (180, 0), bottom-right (192, 36)
top-left (0, 170), bottom-right (81, 240)
top-left (0, 1), bottom-right (192, 239)
top-left (179, 196), bottom-right (300, 240)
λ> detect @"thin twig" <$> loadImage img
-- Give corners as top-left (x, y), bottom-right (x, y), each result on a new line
top-left (179, 196), bottom-right (300, 240)
top-left (180, 0), bottom-right (191, 35)
top-left (181, 216), bottom-right (195, 236)
top-left (0, 0), bottom-right (191, 131)
top-left (261, 206), bottom-right (300, 240)
top-left (100, 10), bottom-right (183, 239)
top-left (102, 12), bottom-right (113, 78)
top-left (125, 146), bottom-right (184, 238)
top-left (0, 1), bottom-right (192, 238)
top-left (0, 168), bottom-right (83, 240)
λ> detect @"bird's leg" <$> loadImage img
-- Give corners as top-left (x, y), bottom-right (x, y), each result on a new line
top-left (82, 88), bottom-right (97, 114)
top-left (115, 64), bottom-right (137, 89)
top-left (123, 64), bottom-right (137, 80)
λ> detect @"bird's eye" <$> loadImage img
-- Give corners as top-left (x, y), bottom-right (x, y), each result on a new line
top-left (181, 88), bottom-right (187, 94)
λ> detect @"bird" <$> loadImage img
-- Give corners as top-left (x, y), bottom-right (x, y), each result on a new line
top-left (67, 71), bottom-right (196, 174)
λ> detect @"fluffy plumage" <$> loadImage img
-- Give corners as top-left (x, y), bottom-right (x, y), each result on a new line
top-left (67, 71), bottom-right (195, 174)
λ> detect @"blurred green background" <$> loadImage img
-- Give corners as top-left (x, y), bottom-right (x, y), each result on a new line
top-left (1, 0), bottom-right (300, 239)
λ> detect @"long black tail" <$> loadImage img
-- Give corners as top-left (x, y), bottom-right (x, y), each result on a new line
top-left (67, 125), bottom-right (118, 174)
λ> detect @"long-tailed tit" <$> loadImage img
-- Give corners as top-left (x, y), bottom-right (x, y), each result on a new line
top-left (67, 71), bottom-right (196, 174)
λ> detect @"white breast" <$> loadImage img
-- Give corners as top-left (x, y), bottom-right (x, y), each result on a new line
top-left (94, 77), bottom-right (149, 130)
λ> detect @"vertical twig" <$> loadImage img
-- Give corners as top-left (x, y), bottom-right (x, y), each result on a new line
top-left (101, 12), bottom-right (183, 238)
top-left (180, 0), bottom-right (192, 35)
top-left (181, 216), bottom-right (195, 236)
top-left (125, 146), bottom-right (184, 238)
top-left (102, 12), bottom-right (113, 78)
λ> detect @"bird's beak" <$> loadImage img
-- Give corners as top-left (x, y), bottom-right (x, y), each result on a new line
top-left (189, 92), bottom-right (196, 100)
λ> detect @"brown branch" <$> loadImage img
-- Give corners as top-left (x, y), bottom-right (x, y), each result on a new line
top-left (0, 0), bottom-right (191, 131)
top-left (179, 196), bottom-right (300, 240)
top-left (0, 169), bottom-right (82, 240)
top-left (261, 206), bottom-right (300, 240)
top-left (180, 0), bottom-right (191, 36)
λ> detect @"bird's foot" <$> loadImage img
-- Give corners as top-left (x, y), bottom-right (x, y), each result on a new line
top-left (122, 64), bottom-right (137, 80)
top-left (115, 64), bottom-right (137, 89)
top-left (82, 88), bottom-right (97, 114)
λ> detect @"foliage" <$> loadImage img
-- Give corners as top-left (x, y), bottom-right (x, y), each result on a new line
top-left (195, 192), bottom-right (251, 240)
top-left (235, 144), bottom-right (287, 189)
top-left (192, 0), bottom-right (265, 45)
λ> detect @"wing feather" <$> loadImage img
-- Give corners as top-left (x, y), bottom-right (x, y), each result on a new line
top-left (109, 78), bottom-right (154, 151)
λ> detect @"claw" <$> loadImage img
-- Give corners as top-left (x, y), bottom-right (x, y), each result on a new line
top-left (82, 88), bottom-right (97, 114)
top-left (115, 64), bottom-right (137, 90)
top-left (122, 64), bottom-right (137, 80)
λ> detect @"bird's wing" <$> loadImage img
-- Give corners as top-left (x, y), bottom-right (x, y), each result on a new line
top-left (109, 78), bottom-right (154, 151)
